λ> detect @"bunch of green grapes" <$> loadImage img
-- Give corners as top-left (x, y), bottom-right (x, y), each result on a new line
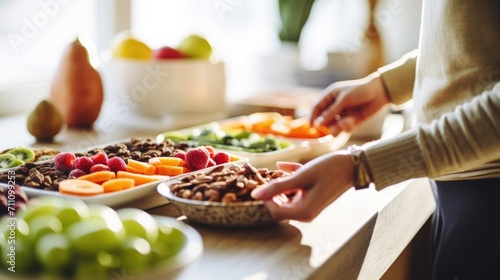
top-left (0, 197), bottom-right (185, 279)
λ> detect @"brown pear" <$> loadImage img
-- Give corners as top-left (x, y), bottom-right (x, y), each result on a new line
top-left (50, 38), bottom-right (104, 128)
top-left (27, 99), bottom-right (64, 142)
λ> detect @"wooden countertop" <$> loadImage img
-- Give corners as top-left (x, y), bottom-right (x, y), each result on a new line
top-left (151, 178), bottom-right (434, 280)
top-left (0, 111), bottom-right (435, 280)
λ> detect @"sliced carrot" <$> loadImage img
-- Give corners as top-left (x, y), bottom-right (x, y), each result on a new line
top-left (125, 165), bottom-right (143, 174)
top-left (155, 165), bottom-right (184, 176)
top-left (127, 159), bottom-right (156, 175)
top-left (59, 179), bottom-right (104, 196)
top-left (116, 171), bottom-right (164, 186)
top-left (178, 159), bottom-right (187, 167)
top-left (148, 157), bottom-right (182, 167)
top-left (102, 178), bottom-right (135, 193)
top-left (78, 171), bottom-right (115, 183)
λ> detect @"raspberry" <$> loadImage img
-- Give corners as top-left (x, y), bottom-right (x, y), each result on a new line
top-left (207, 158), bottom-right (216, 167)
top-left (204, 146), bottom-right (215, 158)
top-left (212, 152), bottom-right (230, 165)
top-left (173, 151), bottom-right (186, 161)
top-left (54, 152), bottom-right (76, 172)
top-left (185, 148), bottom-right (210, 171)
top-left (107, 157), bottom-right (127, 172)
top-left (91, 152), bottom-right (108, 165)
top-left (200, 147), bottom-right (210, 158)
top-left (74, 156), bottom-right (95, 173)
top-left (68, 169), bottom-right (86, 178)
top-left (90, 164), bottom-right (111, 173)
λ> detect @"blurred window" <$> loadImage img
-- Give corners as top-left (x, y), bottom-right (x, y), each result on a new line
top-left (0, 0), bottom-right (98, 86)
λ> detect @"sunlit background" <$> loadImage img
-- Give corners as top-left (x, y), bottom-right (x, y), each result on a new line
top-left (0, 0), bottom-right (421, 114)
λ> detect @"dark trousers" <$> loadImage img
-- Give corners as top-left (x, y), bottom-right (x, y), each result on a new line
top-left (430, 178), bottom-right (500, 280)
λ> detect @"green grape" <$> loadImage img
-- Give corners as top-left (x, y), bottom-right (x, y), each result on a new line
top-left (53, 199), bottom-right (90, 230)
top-left (34, 233), bottom-right (72, 272)
top-left (66, 217), bottom-right (125, 256)
top-left (17, 201), bottom-right (58, 223)
top-left (116, 208), bottom-right (159, 244)
top-left (27, 214), bottom-right (63, 243)
top-left (120, 236), bottom-right (152, 272)
top-left (154, 224), bottom-right (186, 259)
top-left (96, 250), bottom-right (121, 270)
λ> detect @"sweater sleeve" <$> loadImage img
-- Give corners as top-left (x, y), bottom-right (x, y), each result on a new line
top-left (364, 83), bottom-right (500, 190)
top-left (377, 50), bottom-right (418, 106)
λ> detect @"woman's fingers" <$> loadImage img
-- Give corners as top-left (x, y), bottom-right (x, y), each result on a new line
top-left (251, 176), bottom-right (298, 200)
top-left (309, 89), bottom-right (340, 125)
top-left (276, 161), bottom-right (302, 173)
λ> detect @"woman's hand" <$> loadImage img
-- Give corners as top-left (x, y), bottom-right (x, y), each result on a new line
top-left (251, 151), bottom-right (355, 222)
top-left (310, 73), bottom-right (390, 136)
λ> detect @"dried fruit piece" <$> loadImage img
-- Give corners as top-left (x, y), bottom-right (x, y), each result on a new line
top-left (58, 179), bottom-right (104, 196)
top-left (54, 152), bottom-right (76, 172)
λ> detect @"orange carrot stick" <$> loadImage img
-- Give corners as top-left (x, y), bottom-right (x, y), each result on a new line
top-left (77, 171), bottom-right (115, 183)
top-left (127, 159), bottom-right (156, 175)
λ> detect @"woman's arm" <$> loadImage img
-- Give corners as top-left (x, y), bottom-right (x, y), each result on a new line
top-left (366, 83), bottom-right (500, 190)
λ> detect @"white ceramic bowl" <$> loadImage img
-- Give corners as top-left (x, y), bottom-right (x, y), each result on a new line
top-left (99, 58), bottom-right (226, 118)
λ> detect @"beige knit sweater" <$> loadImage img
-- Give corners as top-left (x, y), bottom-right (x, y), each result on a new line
top-left (365, 0), bottom-right (500, 190)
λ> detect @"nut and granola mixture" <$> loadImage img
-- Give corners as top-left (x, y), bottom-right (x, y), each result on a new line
top-left (170, 162), bottom-right (286, 203)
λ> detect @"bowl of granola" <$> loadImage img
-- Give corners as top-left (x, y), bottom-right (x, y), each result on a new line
top-left (156, 162), bottom-right (288, 227)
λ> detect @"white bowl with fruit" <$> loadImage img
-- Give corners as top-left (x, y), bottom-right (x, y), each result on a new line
top-left (100, 33), bottom-right (226, 119)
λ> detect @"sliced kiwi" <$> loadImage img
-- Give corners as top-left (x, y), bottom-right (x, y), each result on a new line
top-left (0, 154), bottom-right (19, 169)
top-left (6, 147), bottom-right (35, 163)
top-left (36, 155), bottom-right (55, 162)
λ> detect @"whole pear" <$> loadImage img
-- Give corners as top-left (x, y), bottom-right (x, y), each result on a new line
top-left (50, 38), bottom-right (103, 128)
top-left (27, 99), bottom-right (64, 142)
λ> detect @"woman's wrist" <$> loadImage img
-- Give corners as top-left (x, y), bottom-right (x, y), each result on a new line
top-left (347, 145), bottom-right (374, 190)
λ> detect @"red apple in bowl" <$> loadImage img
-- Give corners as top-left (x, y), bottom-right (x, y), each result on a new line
top-left (152, 46), bottom-right (185, 60)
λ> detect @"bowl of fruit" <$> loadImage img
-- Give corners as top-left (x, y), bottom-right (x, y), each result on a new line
top-left (100, 32), bottom-right (226, 119)
top-left (157, 162), bottom-right (291, 228)
top-left (0, 197), bottom-right (203, 280)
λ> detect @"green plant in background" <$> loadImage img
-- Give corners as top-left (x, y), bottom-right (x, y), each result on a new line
top-left (278, 0), bottom-right (316, 43)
